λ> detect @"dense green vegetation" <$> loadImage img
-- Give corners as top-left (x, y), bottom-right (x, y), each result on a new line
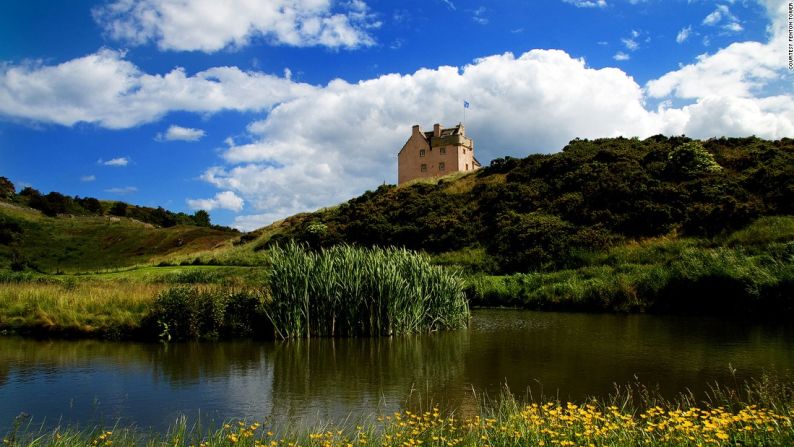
top-left (465, 216), bottom-right (794, 314)
top-left (4, 376), bottom-right (794, 446)
top-left (266, 243), bottom-right (469, 338)
top-left (145, 285), bottom-right (268, 341)
top-left (256, 136), bottom-right (792, 273)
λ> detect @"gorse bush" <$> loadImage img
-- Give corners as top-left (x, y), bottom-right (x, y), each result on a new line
top-left (146, 286), bottom-right (266, 340)
top-left (265, 243), bottom-right (469, 338)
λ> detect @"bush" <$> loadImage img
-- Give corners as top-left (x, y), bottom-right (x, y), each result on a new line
top-left (665, 141), bottom-right (723, 179)
top-left (146, 286), bottom-right (266, 340)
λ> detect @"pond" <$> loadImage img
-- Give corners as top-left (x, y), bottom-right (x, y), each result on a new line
top-left (2, 310), bottom-right (793, 430)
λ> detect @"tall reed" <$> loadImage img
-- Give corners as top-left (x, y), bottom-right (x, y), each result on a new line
top-left (265, 243), bottom-right (469, 338)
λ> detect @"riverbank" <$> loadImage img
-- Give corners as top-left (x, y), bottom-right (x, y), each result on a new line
top-left (465, 244), bottom-right (794, 315)
top-left (1, 217), bottom-right (792, 340)
top-left (0, 245), bottom-right (469, 340)
top-left (4, 377), bottom-right (794, 447)
top-left (463, 216), bottom-right (794, 315)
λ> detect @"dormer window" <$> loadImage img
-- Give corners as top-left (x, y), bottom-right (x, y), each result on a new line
top-left (419, 149), bottom-right (426, 157)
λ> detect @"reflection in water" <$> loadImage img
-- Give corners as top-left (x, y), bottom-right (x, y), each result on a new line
top-left (1, 310), bottom-right (793, 430)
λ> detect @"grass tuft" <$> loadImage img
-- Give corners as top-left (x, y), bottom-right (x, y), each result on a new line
top-left (265, 243), bottom-right (470, 338)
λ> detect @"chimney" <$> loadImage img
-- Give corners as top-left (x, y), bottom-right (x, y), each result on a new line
top-left (412, 124), bottom-right (421, 136)
top-left (433, 123), bottom-right (441, 137)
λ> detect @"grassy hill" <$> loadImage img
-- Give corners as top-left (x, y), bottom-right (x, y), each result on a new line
top-left (0, 200), bottom-right (239, 272)
top-left (231, 135), bottom-right (793, 271)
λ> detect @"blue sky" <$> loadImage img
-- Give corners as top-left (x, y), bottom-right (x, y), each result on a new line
top-left (0, 0), bottom-right (792, 230)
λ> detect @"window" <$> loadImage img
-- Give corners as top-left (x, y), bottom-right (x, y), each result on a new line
top-left (419, 149), bottom-right (426, 157)
top-left (439, 162), bottom-right (445, 171)
top-left (440, 147), bottom-right (446, 155)
top-left (421, 164), bottom-right (427, 172)
top-left (466, 163), bottom-right (469, 171)
top-left (463, 148), bottom-right (466, 154)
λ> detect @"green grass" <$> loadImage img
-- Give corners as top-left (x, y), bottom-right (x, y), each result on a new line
top-left (4, 376), bottom-right (794, 447)
top-left (0, 202), bottom-right (238, 272)
top-left (725, 215), bottom-right (794, 248)
top-left (265, 243), bottom-right (470, 338)
top-left (465, 235), bottom-right (794, 314)
top-left (0, 281), bottom-right (162, 337)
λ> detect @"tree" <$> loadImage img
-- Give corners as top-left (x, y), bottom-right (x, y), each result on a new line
top-left (77, 197), bottom-right (103, 214)
top-left (0, 177), bottom-right (14, 199)
top-left (193, 210), bottom-right (211, 227)
top-left (110, 201), bottom-right (128, 217)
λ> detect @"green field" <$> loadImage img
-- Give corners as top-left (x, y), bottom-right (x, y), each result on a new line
top-left (0, 201), bottom-right (240, 272)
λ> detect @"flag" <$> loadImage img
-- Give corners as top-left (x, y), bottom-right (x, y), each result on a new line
top-left (464, 100), bottom-right (470, 109)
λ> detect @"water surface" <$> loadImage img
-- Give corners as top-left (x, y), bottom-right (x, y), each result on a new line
top-left (2, 310), bottom-right (793, 430)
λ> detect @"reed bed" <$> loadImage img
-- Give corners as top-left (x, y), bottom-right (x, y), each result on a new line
top-left (265, 243), bottom-right (469, 338)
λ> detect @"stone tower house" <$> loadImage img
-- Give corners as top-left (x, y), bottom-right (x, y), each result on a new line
top-left (397, 123), bottom-right (481, 185)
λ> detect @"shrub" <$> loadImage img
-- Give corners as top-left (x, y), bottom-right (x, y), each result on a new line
top-left (146, 286), bottom-right (266, 340)
top-left (665, 141), bottom-right (723, 179)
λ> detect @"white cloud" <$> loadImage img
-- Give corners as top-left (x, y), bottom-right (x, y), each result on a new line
top-left (100, 157), bottom-right (129, 166)
top-left (613, 51), bottom-right (630, 61)
top-left (440, 0), bottom-right (456, 10)
top-left (80, 175), bottom-right (96, 182)
top-left (676, 26), bottom-right (692, 44)
top-left (562, 0), bottom-right (606, 7)
top-left (0, 49), bottom-right (315, 129)
top-left (187, 190), bottom-right (245, 212)
top-left (105, 186), bottom-right (138, 194)
top-left (621, 38), bottom-right (639, 51)
top-left (157, 125), bottom-right (206, 141)
top-left (645, 41), bottom-right (778, 99)
top-left (724, 21), bottom-right (743, 32)
top-left (471, 7), bottom-right (488, 25)
top-left (670, 95), bottom-right (794, 139)
top-left (93, 0), bottom-right (377, 52)
top-left (702, 4), bottom-right (742, 32)
top-left (702, 6), bottom-right (725, 25)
